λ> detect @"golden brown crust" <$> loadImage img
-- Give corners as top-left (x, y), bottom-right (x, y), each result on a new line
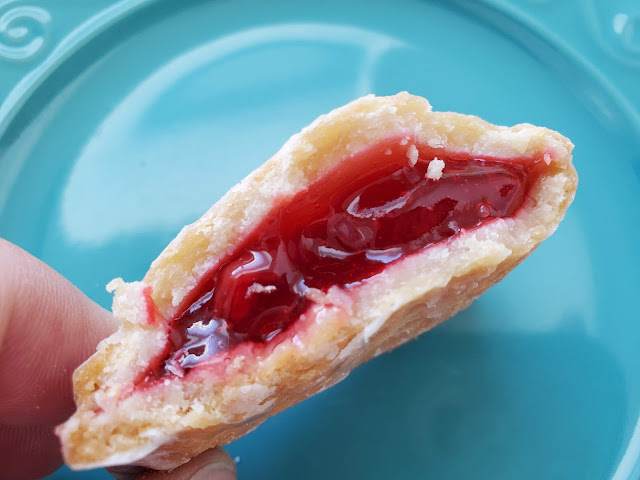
top-left (57, 92), bottom-right (577, 470)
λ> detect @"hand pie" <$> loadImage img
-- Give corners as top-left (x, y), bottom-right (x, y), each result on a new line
top-left (57, 92), bottom-right (577, 470)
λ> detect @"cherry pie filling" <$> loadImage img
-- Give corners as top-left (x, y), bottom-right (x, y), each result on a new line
top-left (141, 138), bottom-right (538, 383)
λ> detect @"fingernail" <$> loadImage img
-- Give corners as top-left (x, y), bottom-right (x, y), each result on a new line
top-left (190, 463), bottom-right (236, 480)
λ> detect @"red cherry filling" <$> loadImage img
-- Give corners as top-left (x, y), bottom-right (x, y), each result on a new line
top-left (145, 139), bottom-right (534, 381)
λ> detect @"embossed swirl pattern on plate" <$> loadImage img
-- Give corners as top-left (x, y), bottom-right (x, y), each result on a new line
top-left (0, 2), bottom-right (51, 61)
top-left (586, 0), bottom-right (640, 67)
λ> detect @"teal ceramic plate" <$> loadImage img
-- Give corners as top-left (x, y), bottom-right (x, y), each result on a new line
top-left (1, 0), bottom-right (639, 478)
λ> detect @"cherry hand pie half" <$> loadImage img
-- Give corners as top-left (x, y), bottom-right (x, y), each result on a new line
top-left (57, 92), bottom-right (577, 470)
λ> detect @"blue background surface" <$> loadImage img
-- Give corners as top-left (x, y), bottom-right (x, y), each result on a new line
top-left (1, 0), bottom-right (639, 478)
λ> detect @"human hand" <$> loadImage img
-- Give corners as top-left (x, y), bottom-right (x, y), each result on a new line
top-left (0, 239), bottom-right (237, 480)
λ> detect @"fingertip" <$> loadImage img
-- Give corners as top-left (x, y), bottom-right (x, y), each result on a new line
top-left (134, 449), bottom-right (237, 480)
top-left (0, 240), bottom-right (118, 424)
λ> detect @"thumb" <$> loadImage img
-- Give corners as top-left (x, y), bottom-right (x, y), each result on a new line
top-left (109, 448), bottom-right (237, 480)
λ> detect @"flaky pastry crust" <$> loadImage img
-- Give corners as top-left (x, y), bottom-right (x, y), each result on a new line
top-left (57, 92), bottom-right (577, 470)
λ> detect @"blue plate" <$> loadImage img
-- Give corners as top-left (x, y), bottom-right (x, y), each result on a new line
top-left (1, 0), bottom-right (639, 478)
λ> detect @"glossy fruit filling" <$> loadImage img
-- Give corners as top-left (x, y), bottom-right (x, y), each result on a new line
top-left (145, 139), bottom-right (534, 381)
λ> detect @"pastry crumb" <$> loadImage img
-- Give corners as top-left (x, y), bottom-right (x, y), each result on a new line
top-left (400, 137), bottom-right (409, 146)
top-left (305, 288), bottom-right (330, 304)
top-left (543, 153), bottom-right (551, 165)
top-left (106, 278), bottom-right (124, 293)
top-left (426, 157), bottom-right (445, 180)
top-left (166, 361), bottom-right (184, 378)
top-left (407, 144), bottom-right (418, 166)
top-left (246, 283), bottom-right (276, 297)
